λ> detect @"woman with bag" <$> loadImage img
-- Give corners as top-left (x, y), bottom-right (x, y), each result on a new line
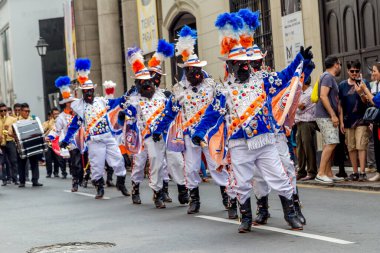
top-left (361, 63), bottom-right (380, 181)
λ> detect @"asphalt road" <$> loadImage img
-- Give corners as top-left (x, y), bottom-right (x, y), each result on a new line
top-left (1, 169), bottom-right (380, 253)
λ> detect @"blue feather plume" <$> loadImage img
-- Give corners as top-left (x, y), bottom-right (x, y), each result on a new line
top-left (238, 9), bottom-right (261, 30)
top-left (178, 25), bottom-right (197, 38)
top-left (127, 47), bottom-right (141, 59)
top-left (75, 58), bottom-right (91, 71)
top-left (215, 12), bottom-right (243, 31)
top-left (55, 76), bottom-right (71, 88)
top-left (157, 39), bottom-right (174, 57)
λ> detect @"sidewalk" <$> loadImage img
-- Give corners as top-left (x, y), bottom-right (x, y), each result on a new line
top-left (297, 166), bottom-right (380, 192)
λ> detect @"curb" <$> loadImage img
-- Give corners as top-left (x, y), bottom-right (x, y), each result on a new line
top-left (297, 180), bottom-right (380, 192)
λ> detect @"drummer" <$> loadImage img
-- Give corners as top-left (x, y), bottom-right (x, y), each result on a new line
top-left (7, 103), bottom-right (43, 188)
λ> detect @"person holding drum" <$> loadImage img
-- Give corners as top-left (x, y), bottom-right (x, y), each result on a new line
top-left (8, 103), bottom-right (43, 188)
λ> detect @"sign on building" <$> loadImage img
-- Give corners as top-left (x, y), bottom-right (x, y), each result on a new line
top-left (281, 11), bottom-right (304, 65)
top-left (136, 0), bottom-right (158, 54)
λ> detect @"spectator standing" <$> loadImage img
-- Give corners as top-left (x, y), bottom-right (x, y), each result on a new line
top-left (315, 56), bottom-right (344, 183)
top-left (295, 76), bottom-right (318, 181)
top-left (366, 81), bottom-right (377, 173)
top-left (338, 60), bottom-right (370, 181)
top-left (361, 63), bottom-right (380, 181)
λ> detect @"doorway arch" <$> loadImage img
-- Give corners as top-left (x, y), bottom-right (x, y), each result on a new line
top-left (169, 12), bottom-right (197, 85)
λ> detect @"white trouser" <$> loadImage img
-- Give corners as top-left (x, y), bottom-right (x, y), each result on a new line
top-left (131, 149), bottom-right (148, 184)
top-left (253, 135), bottom-right (297, 198)
top-left (132, 143), bottom-right (185, 186)
top-left (162, 157), bottom-right (170, 182)
top-left (132, 137), bottom-right (165, 191)
top-left (183, 135), bottom-right (229, 190)
top-left (230, 141), bottom-right (293, 204)
top-left (226, 166), bottom-right (238, 199)
top-left (88, 132), bottom-right (126, 181)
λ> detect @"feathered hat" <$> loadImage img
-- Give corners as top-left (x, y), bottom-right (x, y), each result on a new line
top-left (55, 76), bottom-right (77, 104)
top-left (102, 80), bottom-right (116, 99)
top-left (215, 12), bottom-right (250, 61)
top-left (176, 26), bottom-right (207, 68)
top-left (75, 58), bottom-right (95, 89)
top-left (127, 47), bottom-right (151, 80)
top-left (148, 39), bottom-right (174, 75)
top-left (237, 9), bottom-right (261, 59)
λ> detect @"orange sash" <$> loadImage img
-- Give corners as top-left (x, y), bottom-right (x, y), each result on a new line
top-left (182, 104), bottom-right (209, 131)
top-left (227, 93), bottom-right (266, 137)
top-left (141, 104), bottom-right (165, 137)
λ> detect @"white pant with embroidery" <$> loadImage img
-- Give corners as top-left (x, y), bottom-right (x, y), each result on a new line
top-left (88, 132), bottom-right (126, 181)
top-left (253, 134), bottom-right (297, 198)
top-left (230, 141), bottom-right (293, 204)
top-left (131, 137), bottom-right (185, 189)
top-left (183, 135), bottom-right (229, 190)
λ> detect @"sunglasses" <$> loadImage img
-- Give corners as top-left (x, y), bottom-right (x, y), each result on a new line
top-left (349, 69), bottom-right (360, 74)
top-left (22, 110), bottom-right (30, 113)
top-left (0, 110), bottom-right (7, 112)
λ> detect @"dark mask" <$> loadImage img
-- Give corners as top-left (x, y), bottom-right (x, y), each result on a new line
top-left (136, 79), bottom-right (155, 99)
top-left (150, 71), bottom-right (162, 88)
top-left (83, 88), bottom-right (95, 104)
top-left (250, 59), bottom-right (263, 72)
top-left (185, 67), bottom-right (204, 87)
top-left (227, 60), bottom-right (250, 83)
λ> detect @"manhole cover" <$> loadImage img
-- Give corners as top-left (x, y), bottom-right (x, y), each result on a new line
top-left (27, 242), bottom-right (116, 253)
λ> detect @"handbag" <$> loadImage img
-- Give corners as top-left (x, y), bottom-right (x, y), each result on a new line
top-left (363, 107), bottom-right (380, 123)
top-left (364, 82), bottom-right (380, 123)
top-left (310, 78), bottom-right (319, 103)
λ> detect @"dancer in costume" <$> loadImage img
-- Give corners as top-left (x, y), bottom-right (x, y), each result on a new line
top-left (119, 43), bottom-right (185, 208)
top-left (48, 76), bottom-right (84, 192)
top-left (120, 40), bottom-right (189, 208)
top-left (60, 58), bottom-right (130, 199)
top-left (191, 12), bottom-right (305, 232)
top-left (247, 42), bottom-right (315, 227)
top-left (152, 26), bottom-right (231, 215)
top-left (234, 8), bottom-right (313, 227)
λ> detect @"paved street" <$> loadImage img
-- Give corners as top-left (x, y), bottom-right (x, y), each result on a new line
top-left (1, 168), bottom-right (380, 253)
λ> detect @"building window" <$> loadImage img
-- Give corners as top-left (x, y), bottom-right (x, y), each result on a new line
top-left (229, 0), bottom-right (274, 68)
top-left (281, 0), bottom-right (301, 16)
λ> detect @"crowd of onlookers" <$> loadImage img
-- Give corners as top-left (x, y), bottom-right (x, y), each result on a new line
top-left (294, 57), bottom-right (380, 184)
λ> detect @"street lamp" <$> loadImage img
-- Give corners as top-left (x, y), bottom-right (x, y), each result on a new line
top-left (35, 37), bottom-right (48, 57)
top-left (36, 37), bottom-right (49, 118)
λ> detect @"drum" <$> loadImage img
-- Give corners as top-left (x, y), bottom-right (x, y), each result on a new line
top-left (12, 117), bottom-right (48, 159)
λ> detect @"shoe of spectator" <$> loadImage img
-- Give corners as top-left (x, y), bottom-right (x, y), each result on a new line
top-left (1, 181), bottom-right (6, 186)
top-left (54, 174), bottom-right (59, 178)
top-left (359, 173), bottom-right (367, 181)
top-left (296, 174), bottom-right (307, 181)
top-left (367, 167), bottom-right (377, 173)
top-left (32, 182), bottom-right (43, 187)
top-left (335, 172), bottom-right (348, 178)
top-left (332, 176), bottom-right (345, 182)
top-left (369, 172), bottom-right (380, 182)
top-left (18, 184), bottom-right (25, 188)
top-left (62, 175), bottom-right (67, 179)
top-left (46, 175), bottom-right (51, 178)
top-left (348, 173), bottom-right (359, 181)
top-left (202, 178), bottom-right (209, 183)
top-left (315, 175), bottom-right (333, 184)
top-left (300, 175), bottom-right (315, 181)
top-left (13, 181), bottom-right (19, 185)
